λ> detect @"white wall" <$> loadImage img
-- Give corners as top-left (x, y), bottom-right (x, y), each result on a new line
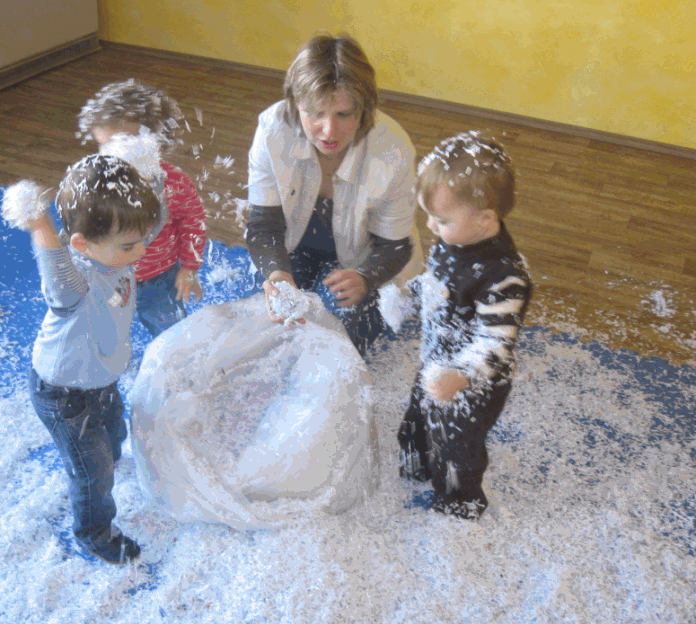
top-left (1, 0), bottom-right (98, 68)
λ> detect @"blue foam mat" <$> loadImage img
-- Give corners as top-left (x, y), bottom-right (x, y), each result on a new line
top-left (1, 187), bottom-right (694, 593)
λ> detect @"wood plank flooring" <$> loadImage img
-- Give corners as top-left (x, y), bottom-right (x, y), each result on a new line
top-left (1, 45), bottom-right (695, 366)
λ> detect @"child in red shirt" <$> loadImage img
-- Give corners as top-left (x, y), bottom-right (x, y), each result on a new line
top-left (77, 79), bottom-right (207, 336)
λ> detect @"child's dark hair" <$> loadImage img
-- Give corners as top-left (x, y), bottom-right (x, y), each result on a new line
top-left (416, 132), bottom-right (515, 219)
top-left (76, 79), bottom-right (184, 152)
top-left (57, 154), bottom-right (160, 241)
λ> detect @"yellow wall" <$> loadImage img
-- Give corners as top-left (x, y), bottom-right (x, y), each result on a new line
top-left (99, 0), bottom-right (696, 150)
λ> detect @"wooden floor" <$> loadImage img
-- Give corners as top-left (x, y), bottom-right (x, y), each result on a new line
top-left (1, 45), bottom-right (695, 366)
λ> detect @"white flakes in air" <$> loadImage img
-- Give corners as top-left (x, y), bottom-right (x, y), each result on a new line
top-left (1, 180), bottom-right (52, 231)
top-left (205, 258), bottom-right (242, 286)
top-left (229, 197), bottom-right (249, 227)
top-left (99, 128), bottom-right (163, 181)
top-left (214, 155), bottom-right (235, 169)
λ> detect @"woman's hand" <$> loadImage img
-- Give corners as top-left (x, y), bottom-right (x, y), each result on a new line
top-left (175, 268), bottom-right (203, 302)
top-left (323, 269), bottom-right (368, 307)
top-left (263, 270), bottom-right (306, 325)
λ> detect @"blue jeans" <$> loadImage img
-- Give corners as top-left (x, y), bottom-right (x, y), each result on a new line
top-left (287, 246), bottom-right (385, 356)
top-left (29, 368), bottom-right (128, 550)
top-left (136, 262), bottom-right (187, 337)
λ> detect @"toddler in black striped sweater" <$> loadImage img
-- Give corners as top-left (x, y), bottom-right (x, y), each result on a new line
top-left (394, 132), bottom-right (532, 519)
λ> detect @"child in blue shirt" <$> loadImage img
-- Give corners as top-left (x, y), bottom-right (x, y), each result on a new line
top-left (3, 154), bottom-right (160, 563)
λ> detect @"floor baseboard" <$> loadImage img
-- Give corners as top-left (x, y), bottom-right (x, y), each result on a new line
top-left (1, 35), bottom-right (100, 91)
top-left (379, 89), bottom-right (696, 161)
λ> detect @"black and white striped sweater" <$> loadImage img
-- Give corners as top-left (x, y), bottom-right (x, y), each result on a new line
top-left (411, 222), bottom-right (532, 391)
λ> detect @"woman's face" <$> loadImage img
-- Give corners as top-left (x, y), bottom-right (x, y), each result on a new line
top-left (298, 88), bottom-right (361, 159)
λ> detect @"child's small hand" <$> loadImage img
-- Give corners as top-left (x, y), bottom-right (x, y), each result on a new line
top-left (423, 365), bottom-right (470, 402)
top-left (323, 268), bottom-right (368, 307)
top-left (175, 268), bottom-right (203, 302)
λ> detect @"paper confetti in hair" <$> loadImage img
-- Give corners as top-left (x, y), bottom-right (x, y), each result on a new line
top-left (76, 78), bottom-right (184, 151)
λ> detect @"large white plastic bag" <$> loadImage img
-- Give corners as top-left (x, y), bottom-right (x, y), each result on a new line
top-left (129, 293), bottom-right (379, 530)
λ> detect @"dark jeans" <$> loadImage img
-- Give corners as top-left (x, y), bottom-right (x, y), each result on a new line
top-left (398, 372), bottom-right (512, 508)
top-left (136, 262), bottom-right (187, 337)
top-left (29, 368), bottom-right (128, 550)
top-left (288, 246), bottom-right (386, 356)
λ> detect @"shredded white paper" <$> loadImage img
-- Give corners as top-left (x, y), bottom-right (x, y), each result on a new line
top-left (1, 180), bottom-right (51, 231)
top-left (1, 242), bottom-right (694, 624)
top-left (378, 282), bottom-right (416, 332)
top-left (269, 281), bottom-right (313, 324)
top-left (99, 128), bottom-right (163, 181)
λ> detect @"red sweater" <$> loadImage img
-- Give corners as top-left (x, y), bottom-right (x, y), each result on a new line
top-left (135, 162), bottom-right (207, 282)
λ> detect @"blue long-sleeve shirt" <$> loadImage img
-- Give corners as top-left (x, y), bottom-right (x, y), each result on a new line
top-left (32, 243), bottom-right (136, 389)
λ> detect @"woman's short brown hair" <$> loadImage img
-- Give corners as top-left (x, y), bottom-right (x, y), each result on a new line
top-left (284, 33), bottom-right (378, 135)
top-left (57, 154), bottom-right (160, 241)
top-left (76, 79), bottom-right (184, 153)
top-left (416, 132), bottom-right (516, 219)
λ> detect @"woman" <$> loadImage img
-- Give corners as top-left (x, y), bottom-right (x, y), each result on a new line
top-left (246, 33), bottom-right (422, 355)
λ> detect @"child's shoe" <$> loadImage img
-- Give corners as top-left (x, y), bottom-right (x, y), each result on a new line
top-left (79, 532), bottom-right (141, 564)
top-left (431, 492), bottom-right (488, 520)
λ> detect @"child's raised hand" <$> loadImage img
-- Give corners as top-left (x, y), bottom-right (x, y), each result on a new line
top-left (423, 365), bottom-right (470, 402)
top-left (1, 181), bottom-right (51, 232)
top-left (175, 267), bottom-right (203, 302)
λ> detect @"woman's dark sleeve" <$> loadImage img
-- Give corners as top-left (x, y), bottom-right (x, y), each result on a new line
top-left (245, 204), bottom-right (293, 278)
top-left (356, 234), bottom-right (412, 291)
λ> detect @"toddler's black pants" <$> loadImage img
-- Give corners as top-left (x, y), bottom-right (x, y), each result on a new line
top-left (398, 371), bottom-right (512, 518)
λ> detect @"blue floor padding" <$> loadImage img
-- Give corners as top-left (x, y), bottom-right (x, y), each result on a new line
top-left (2, 186), bottom-right (695, 570)
top-left (0, 186), bottom-right (262, 396)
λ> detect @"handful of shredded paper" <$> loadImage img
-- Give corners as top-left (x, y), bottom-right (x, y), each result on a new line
top-left (269, 280), bottom-right (312, 324)
top-left (378, 282), bottom-right (416, 333)
top-left (1, 180), bottom-right (51, 231)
